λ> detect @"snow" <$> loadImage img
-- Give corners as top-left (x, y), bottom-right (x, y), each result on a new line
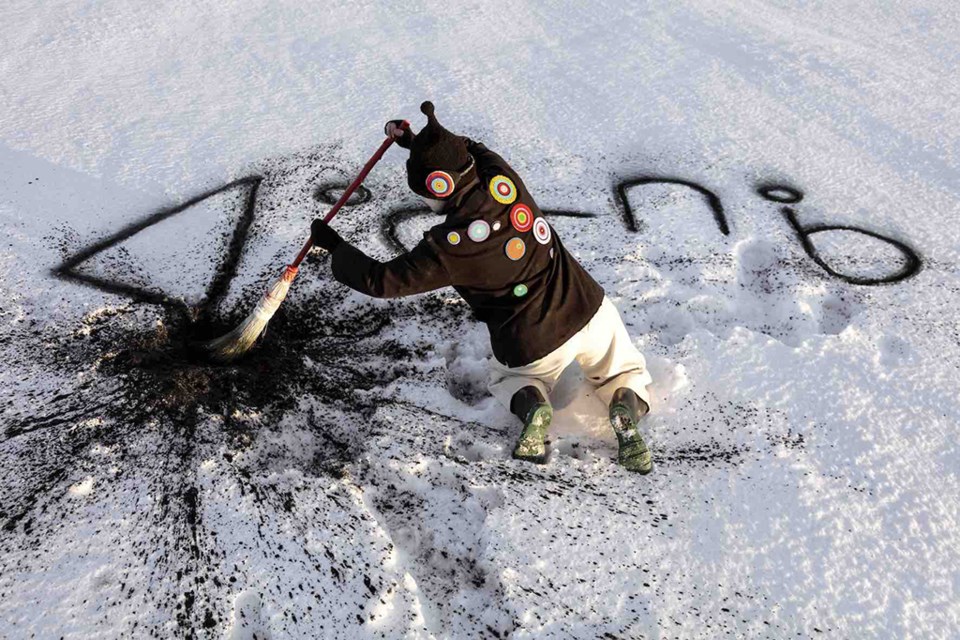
top-left (68, 476), bottom-right (95, 497)
top-left (2, 1), bottom-right (960, 638)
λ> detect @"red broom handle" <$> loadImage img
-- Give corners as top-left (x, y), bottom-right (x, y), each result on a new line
top-left (290, 120), bottom-right (410, 269)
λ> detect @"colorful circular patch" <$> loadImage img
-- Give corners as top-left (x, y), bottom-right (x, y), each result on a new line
top-left (489, 175), bottom-right (517, 204)
top-left (446, 231), bottom-right (461, 245)
top-left (505, 237), bottom-right (526, 261)
top-left (513, 283), bottom-right (528, 298)
top-left (532, 217), bottom-right (551, 245)
top-left (467, 219), bottom-right (491, 242)
top-left (426, 171), bottom-right (455, 198)
top-left (509, 203), bottom-right (533, 232)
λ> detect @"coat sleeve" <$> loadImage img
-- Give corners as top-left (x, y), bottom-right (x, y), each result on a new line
top-left (330, 237), bottom-right (452, 299)
top-left (395, 127), bottom-right (415, 150)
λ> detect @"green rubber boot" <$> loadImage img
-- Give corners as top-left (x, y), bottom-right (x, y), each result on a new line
top-left (609, 388), bottom-right (652, 474)
top-left (510, 386), bottom-right (553, 464)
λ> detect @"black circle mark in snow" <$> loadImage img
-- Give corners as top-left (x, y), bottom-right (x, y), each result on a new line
top-left (382, 206), bottom-right (434, 254)
top-left (757, 184), bottom-right (804, 204)
top-left (782, 207), bottom-right (922, 285)
top-left (314, 183), bottom-right (372, 207)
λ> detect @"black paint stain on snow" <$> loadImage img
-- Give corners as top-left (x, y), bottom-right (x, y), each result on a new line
top-left (2, 265), bottom-right (430, 636)
top-left (5, 159), bottom-right (442, 637)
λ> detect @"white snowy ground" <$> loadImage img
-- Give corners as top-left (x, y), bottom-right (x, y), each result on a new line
top-left (2, 1), bottom-right (959, 638)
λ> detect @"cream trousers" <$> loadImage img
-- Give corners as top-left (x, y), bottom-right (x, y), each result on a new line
top-left (488, 297), bottom-right (653, 411)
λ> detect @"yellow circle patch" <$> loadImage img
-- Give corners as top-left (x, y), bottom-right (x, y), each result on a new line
top-left (489, 175), bottom-right (517, 205)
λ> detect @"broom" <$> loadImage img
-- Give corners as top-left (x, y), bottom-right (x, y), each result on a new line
top-left (203, 122), bottom-right (409, 362)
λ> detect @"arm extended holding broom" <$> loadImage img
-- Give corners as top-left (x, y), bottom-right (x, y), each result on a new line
top-left (203, 121), bottom-right (410, 362)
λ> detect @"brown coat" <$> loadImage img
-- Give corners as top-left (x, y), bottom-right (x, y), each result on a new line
top-left (331, 139), bottom-right (604, 368)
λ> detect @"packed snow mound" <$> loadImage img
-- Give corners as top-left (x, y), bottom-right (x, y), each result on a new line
top-left (2, 1), bottom-right (959, 639)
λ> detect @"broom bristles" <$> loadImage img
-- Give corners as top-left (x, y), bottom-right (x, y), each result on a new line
top-left (203, 266), bottom-right (298, 362)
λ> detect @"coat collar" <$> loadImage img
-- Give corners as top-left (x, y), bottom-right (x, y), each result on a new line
top-left (442, 172), bottom-right (482, 221)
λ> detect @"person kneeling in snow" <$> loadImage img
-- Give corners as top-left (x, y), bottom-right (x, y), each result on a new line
top-left (311, 102), bottom-right (654, 473)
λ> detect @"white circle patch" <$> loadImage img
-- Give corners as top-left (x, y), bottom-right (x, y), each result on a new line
top-left (532, 218), bottom-right (551, 245)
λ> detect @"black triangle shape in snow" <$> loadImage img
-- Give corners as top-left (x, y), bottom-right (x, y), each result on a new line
top-left (55, 176), bottom-right (262, 316)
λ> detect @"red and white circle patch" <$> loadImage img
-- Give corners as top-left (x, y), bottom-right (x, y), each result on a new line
top-left (532, 218), bottom-right (551, 245)
top-left (426, 171), bottom-right (454, 198)
top-left (509, 203), bottom-right (533, 232)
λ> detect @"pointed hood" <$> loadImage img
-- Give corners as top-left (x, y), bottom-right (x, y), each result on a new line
top-left (406, 101), bottom-right (472, 198)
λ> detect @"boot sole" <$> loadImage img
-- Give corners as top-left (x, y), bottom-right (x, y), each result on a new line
top-left (511, 447), bottom-right (550, 465)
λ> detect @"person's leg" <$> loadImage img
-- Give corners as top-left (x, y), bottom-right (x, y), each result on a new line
top-left (488, 338), bottom-right (579, 463)
top-left (575, 298), bottom-right (653, 409)
top-left (487, 361), bottom-right (551, 414)
top-left (575, 298), bottom-right (654, 473)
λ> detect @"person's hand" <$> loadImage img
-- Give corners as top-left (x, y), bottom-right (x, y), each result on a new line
top-left (311, 219), bottom-right (343, 252)
top-left (384, 119), bottom-right (414, 149)
top-left (384, 120), bottom-right (407, 138)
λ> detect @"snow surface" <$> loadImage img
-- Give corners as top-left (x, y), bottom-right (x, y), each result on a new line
top-left (2, 1), bottom-right (959, 638)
